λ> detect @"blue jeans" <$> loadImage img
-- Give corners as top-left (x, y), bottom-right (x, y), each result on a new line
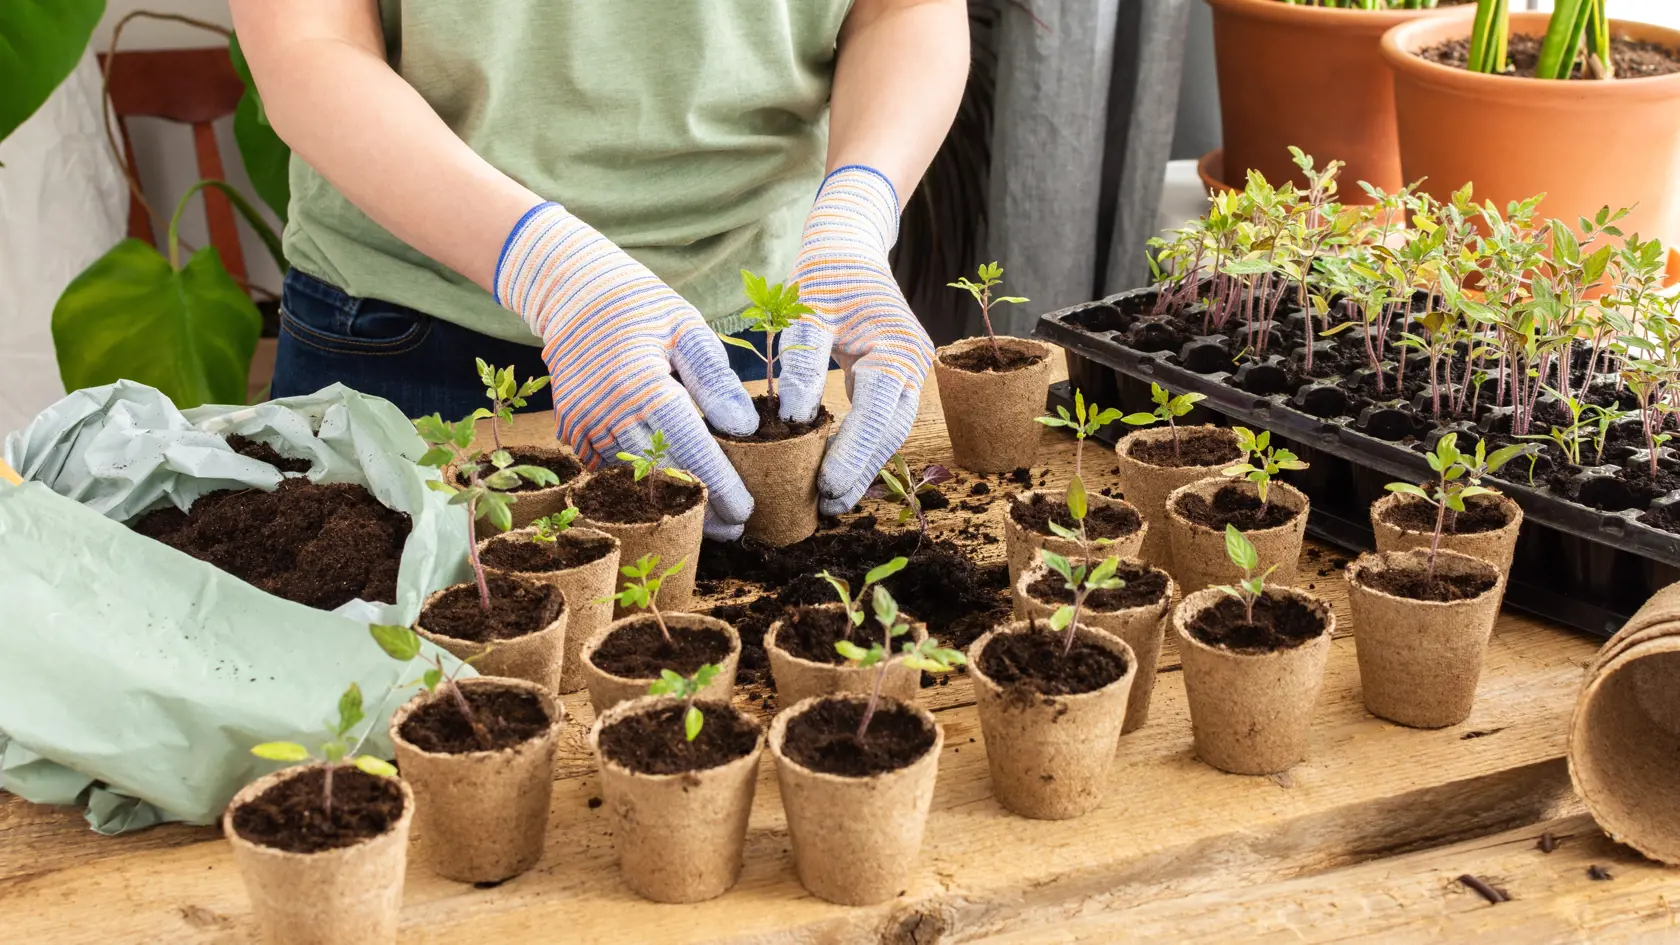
top-left (273, 269), bottom-right (777, 419)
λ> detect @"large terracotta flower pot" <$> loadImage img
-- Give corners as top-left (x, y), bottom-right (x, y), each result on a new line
top-left (1207, 0), bottom-right (1470, 196)
top-left (1384, 12), bottom-right (1680, 251)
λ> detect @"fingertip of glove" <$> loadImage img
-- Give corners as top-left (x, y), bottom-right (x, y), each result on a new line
top-left (704, 520), bottom-right (746, 543)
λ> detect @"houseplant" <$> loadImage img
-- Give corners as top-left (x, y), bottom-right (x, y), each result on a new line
top-left (581, 553), bottom-right (741, 714)
top-left (767, 586), bottom-right (963, 905)
top-left (713, 270), bottom-right (831, 546)
top-left (1173, 526), bottom-right (1334, 774)
top-left (763, 556), bottom-right (930, 707)
top-left (589, 666), bottom-right (764, 902)
top-left (1113, 383), bottom-right (1240, 568)
top-left (1163, 427), bottom-right (1311, 593)
top-left (1372, 433), bottom-right (1527, 577)
top-left (572, 430), bottom-right (708, 615)
top-left (464, 359), bottom-right (580, 533)
top-left (933, 262), bottom-right (1056, 473)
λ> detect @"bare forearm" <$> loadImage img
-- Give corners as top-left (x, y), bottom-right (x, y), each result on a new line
top-left (229, 0), bottom-right (538, 291)
top-left (828, 0), bottom-right (970, 201)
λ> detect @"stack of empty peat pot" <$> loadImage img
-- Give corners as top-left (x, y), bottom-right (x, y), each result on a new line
top-left (1569, 581), bottom-right (1680, 865)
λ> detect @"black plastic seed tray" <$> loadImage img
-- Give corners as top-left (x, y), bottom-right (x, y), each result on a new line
top-left (1036, 290), bottom-right (1680, 641)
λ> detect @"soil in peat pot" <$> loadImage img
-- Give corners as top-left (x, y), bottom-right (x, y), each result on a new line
top-left (132, 478), bottom-right (410, 610)
top-left (230, 767), bottom-right (406, 854)
top-left (398, 686), bottom-right (552, 753)
top-left (776, 606), bottom-right (887, 664)
top-left (573, 466), bottom-right (705, 524)
top-left (782, 700), bottom-right (937, 777)
top-left (1187, 595), bottom-right (1326, 654)
top-left (598, 702), bottom-right (759, 775)
top-left (712, 396), bottom-right (832, 443)
top-left (1025, 562), bottom-right (1170, 611)
top-left (421, 573), bottom-right (564, 641)
top-left (1175, 485), bottom-right (1298, 531)
top-left (228, 434), bottom-right (311, 473)
top-left (480, 531), bottom-right (616, 572)
top-left (1009, 491), bottom-right (1141, 540)
top-left (1381, 493), bottom-right (1511, 535)
top-left (592, 617), bottom-right (734, 679)
top-left (1128, 428), bottom-right (1242, 469)
top-left (1420, 33), bottom-right (1680, 79)
top-left (979, 629), bottom-right (1128, 696)
top-left (1357, 566), bottom-right (1499, 604)
top-left (940, 344), bottom-right (1047, 374)
top-left (499, 450), bottom-right (584, 494)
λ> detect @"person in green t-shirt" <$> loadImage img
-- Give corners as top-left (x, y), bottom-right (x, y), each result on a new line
top-left (230, 0), bottom-right (968, 541)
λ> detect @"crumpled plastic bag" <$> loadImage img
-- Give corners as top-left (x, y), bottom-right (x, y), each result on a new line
top-left (0, 382), bottom-right (473, 832)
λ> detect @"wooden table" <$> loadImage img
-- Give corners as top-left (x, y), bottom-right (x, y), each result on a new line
top-left (3, 365), bottom-right (1677, 944)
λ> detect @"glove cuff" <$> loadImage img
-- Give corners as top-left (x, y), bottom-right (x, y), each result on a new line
top-left (814, 165), bottom-right (902, 254)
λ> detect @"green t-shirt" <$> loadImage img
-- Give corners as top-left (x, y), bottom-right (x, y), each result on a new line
top-left (283, 0), bottom-right (853, 343)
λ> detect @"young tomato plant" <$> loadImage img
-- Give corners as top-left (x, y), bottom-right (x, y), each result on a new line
top-left (715, 269), bottom-right (815, 409)
top-left (1043, 474), bottom-right (1114, 565)
top-left (1221, 427), bottom-right (1308, 509)
top-left (1212, 525), bottom-right (1276, 626)
top-left (1121, 382), bottom-right (1207, 462)
top-left (250, 682), bottom-right (399, 818)
top-left (472, 358), bottom-right (550, 452)
top-left (836, 586), bottom-right (965, 740)
top-left (1384, 433), bottom-right (1528, 580)
top-left (866, 454), bottom-right (953, 543)
top-left (602, 553), bottom-right (686, 645)
top-left (1040, 548), bottom-right (1125, 657)
top-left (529, 508), bottom-right (580, 544)
top-left (948, 261), bottom-right (1029, 364)
top-left (616, 430), bottom-right (696, 505)
top-left (817, 557), bottom-right (910, 628)
top-left (1036, 388), bottom-right (1124, 479)
top-left (371, 623), bottom-right (498, 750)
top-left (647, 664), bottom-right (723, 741)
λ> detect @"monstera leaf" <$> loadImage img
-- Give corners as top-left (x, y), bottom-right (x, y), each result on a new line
top-left (0, 0), bottom-right (106, 149)
top-left (229, 32), bottom-right (292, 222)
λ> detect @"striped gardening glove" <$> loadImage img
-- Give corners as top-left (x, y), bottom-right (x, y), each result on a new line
top-left (496, 203), bottom-right (758, 541)
top-left (779, 165), bottom-right (935, 515)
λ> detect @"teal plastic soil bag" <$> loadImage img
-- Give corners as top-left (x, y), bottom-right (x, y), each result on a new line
top-left (0, 382), bottom-right (472, 832)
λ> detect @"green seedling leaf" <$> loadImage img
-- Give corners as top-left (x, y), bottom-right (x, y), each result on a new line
top-left (250, 742), bottom-right (311, 763)
top-left (684, 705), bottom-right (704, 741)
top-left (370, 623), bottom-right (422, 662)
top-left (1224, 524), bottom-right (1260, 572)
top-left (353, 756), bottom-right (398, 778)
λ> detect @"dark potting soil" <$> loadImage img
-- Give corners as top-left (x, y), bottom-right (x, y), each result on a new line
top-left (939, 342), bottom-right (1047, 374)
top-left (398, 685), bottom-right (552, 754)
top-left (1127, 428), bottom-right (1242, 469)
top-left (1186, 594), bottom-right (1327, 654)
top-left (775, 605), bottom-right (884, 665)
top-left (419, 572), bottom-right (564, 642)
top-left (979, 626), bottom-right (1128, 696)
top-left (780, 699), bottom-right (936, 777)
top-left (598, 701), bottom-right (759, 775)
top-left (1009, 491), bottom-right (1142, 540)
top-left (1174, 484), bottom-right (1299, 531)
top-left (712, 395), bottom-right (832, 443)
top-left (573, 465), bottom-right (704, 524)
top-left (501, 449), bottom-right (584, 494)
top-left (1380, 493), bottom-right (1512, 535)
top-left (1024, 561), bottom-right (1169, 611)
top-left (592, 617), bottom-right (733, 679)
top-left (131, 477), bottom-right (409, 609)
top-left (1419, 33), bottom-right (1680, 79)
top-left (1357, 566), bottom-right (1498, 604)
top-left (230, 766), bottom-right (405, 854)
top-left (479, 531), bottom-right (615, 572)
top-left (227, 434), bottom-right (311, 474)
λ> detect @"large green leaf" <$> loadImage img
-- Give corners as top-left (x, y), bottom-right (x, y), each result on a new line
top-left (52, 240), bottom-right (262, 408)
top-left (228, 33), bottom-right (292, 223)
top-left (0, 0), bottom-right (106, 147)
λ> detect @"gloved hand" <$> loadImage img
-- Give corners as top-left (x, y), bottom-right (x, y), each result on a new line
top-left (779, 165), bottom-right (935, 516)
top-left (496, 203), bottom-right (758, 541)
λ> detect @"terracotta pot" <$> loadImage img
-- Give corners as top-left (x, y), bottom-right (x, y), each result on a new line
top-left (413, 575), bottom-right (568, 692)
top-left (1384, 12), bottom-right (1680, 251)
top-left (715, 412), bottom-right (830, 547)
top-left (1002, 487), bottom-right (1147, 586)
top-left (451, 443), bottom-right (582, 536)
top-left (1370, 491), bottom-right (1523, 577)
top-left (580, 612), bottom-right (741, 715)
top-left (1013, 559), bottom-right (1175, 734)
top-left (223, 766), bottom-right (415, 945)
top-left (1164, 478), bottom-right (1310, 594)
top-left (1345, 549), bottom-right (1505, 729)
top-left (768, 694), bottom-right (943, 905)
top-left (967, 622), bottom-right (1136, 819)
top-left (765, 603), bottom-right (927, 708)
top-left (1173, 585), bottom-right (1334, 775)
top-left (388, 677), bottom-right (563, 883)
top-left (478, 526), bottom-right (622, 694)
top-left (1207, 0), bottom-right (1470, 197)
top-left (1197, 148), bottom-right (1236, 195)
top-left (589, 695), bottom-right (765, 902)
top-left (1570, 632), bottom-right (1680, 864)
top-left (1113, 425), bottom-right (1242, 571)
top-left (573, 474), bottom-right (707, 617)
top-left (933, 336), bottom-right (1058, 474)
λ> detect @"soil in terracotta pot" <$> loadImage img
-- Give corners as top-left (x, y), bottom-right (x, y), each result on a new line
top-left (940, 342), bottom-right (1047, 374)
top-left (1009, 492), bottom-right (1142, 540)
top-left (230, 766), bottom-right (406, 854)
top-left (573, 466), bottom-right (705, 524)
top-left (420, 573), bottom-right (564, 642)
top-left (1419, 33), bottom-right (1680, 79)
top-left (228, 434), bottom-right (311, 473)
top-left (592, 617), bottom-right (734, 679)
top-left (978, 629), bottom-right (1128, 696)
top-left (1356, 566), bottom-right (1498, 604)
top-left (1025, 562), bottom-right (1169, 611)
top-left (598, 701), bottom-right (759, 775)
top-left (712, 396), bottom-right (831, 443)
top-left (1128, 428), bottom-right (1242, 468)
top-left (1380, 493), bottom-right (1512, 534)
top-left (776, 606), bottom-right (884, 664)
top-left (131, 477), bottom-right (410, 609)
top-left (781, 699), bottom-right (936, 777)
top-left (398, 685), bottom-right (552, 753)
top-left (480, 531), bottom-right (616, 572)
top-left (1186, 595), bottom-right (1325, 654)
top-left (1174, 485), bottom-right (1298, 531)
